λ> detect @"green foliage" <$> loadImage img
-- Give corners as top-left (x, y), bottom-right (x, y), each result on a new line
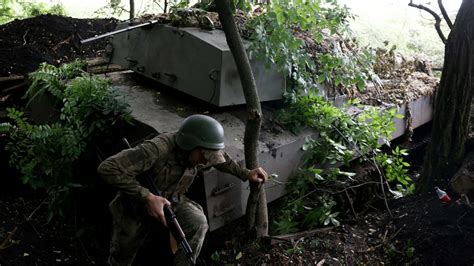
top-left (1, 0), bottom-right (66, 24)
top-left (94, 0), bottom-right (126, 17)
top-left (274, 93), bottom-right (403, 234)
top-left (211, 250), bottom-right (221, 262)
top-left (171, 0), bottom-right (191, 9)
top-left (26, 61), bottom-right (86, 106)
top-left (233, 0), bottom-right (252, 13)
top-left (278, 95), bottom-right (397, 163)
top-left (376, 146), bottom-right (415, 196)
top-left (2, 62), bottom-right (131, 220)
top-left (275, 186), bottom-right (340, 234)
top-left (19, 1), bottom-right (66, 17)
top-left (247, 0), bottom-right (374, 98)
top-left (247, 0), bottom-right (413, 235)
top-left (95, 0), bottom-right (191, 17)
top-left (0, 0), bottom-right (14, 24)
top-left (1, 109), bottom-right (83, 188)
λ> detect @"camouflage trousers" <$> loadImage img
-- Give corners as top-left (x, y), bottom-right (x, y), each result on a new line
top-left (108, 193), bottom-right (208, 266)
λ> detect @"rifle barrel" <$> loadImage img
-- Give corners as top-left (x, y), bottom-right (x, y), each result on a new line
top-left (81, 20), bottom-right (158, 44)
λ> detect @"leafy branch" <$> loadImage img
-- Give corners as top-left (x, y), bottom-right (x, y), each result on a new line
top-left (245, 1), bottom-right (414, 233)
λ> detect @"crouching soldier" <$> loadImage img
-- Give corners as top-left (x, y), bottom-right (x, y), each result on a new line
top-left (97, 114), bottom-right (268, 265)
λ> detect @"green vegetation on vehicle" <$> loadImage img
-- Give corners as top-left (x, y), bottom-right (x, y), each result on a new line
top-left (244, 0), bottom-right (414, 233)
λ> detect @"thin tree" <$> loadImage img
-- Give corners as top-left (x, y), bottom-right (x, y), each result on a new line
top-left (215, 0), bottom-right (269, 237)
top-left (415, 0), bottom-right (474, 190)
top-left (130, 0), bottom-right (135, 19)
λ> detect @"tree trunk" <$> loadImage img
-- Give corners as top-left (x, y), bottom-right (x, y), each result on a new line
top-left (129, 0), bottom-right (135, 19)
top-left (215, 0), bottom-right (268, 237)
top-left (421, 0), bottom-right (474, 190)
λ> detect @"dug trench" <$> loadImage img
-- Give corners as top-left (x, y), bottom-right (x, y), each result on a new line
top-left (1, 119), bottom-right (474, 265)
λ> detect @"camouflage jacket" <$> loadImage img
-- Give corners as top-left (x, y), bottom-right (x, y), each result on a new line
top-left (97, 133), bottom-right (250, 201)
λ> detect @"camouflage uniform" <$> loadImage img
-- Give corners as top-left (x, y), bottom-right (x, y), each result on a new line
top-left (97, 133), bottom-right (250, 266)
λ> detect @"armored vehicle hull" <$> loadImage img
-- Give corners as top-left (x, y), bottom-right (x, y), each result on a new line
top-left (109, 23), bottom-right (285, 107)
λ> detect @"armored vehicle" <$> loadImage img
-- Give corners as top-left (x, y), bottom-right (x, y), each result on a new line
top-left (82, 17), bottom-right (433, 231)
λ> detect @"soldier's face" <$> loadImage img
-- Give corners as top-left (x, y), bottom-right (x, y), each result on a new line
top-left (189, 148), bottom-right (208, 166)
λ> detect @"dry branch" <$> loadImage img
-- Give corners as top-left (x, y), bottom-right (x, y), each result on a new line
top-left (0, 227), bottom-right (17, 251)
top-left (438, 0), bottom-right (453, 29)
top-left (408, 0), bottom-right (447, 44)
top-left (264, 227), bottom-right (334, 245)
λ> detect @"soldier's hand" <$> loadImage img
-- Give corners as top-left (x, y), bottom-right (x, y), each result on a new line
top-left (248, 167), bottom-right (268, 184)
top-left (145, 193), bottom-right (171, 227)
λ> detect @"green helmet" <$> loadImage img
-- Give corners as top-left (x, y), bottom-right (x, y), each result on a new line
top-left (175, 114), bottom-right (225, 151)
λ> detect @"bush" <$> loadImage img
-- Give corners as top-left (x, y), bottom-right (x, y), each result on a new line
top-left (0, 61), bottom-right (131, 220)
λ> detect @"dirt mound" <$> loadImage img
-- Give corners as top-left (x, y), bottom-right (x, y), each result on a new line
top-left (0, 14), bottom-right (117, 76)
top-left (391, 193), bottom-right (474, 265)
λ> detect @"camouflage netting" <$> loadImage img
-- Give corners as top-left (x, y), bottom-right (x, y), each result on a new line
top-left (136, 8), bottom-right (439, 106)
top-left (136, 8), bottom-right (248, 34)
top-left (359, 48), bottom-right (439, 105)
top-left (295, 30), bottom-right (439, 106)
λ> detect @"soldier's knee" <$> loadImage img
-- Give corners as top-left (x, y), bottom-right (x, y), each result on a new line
top-left (198, 221), bottom-right (209, 235)
top-left (188, 215), bottom-right (208, 239)
top-left (195, 213), bottom-right (208, 232)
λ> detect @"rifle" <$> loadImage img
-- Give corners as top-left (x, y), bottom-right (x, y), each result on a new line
top-left (81, 20), bottom-right (159, 44)
top-left (122, 138), bottom-right (195, 265)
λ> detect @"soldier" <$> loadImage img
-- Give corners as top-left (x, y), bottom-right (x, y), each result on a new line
top-left (98, 114), bottom-right (268, 266)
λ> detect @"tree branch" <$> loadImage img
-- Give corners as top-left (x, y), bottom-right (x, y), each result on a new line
top-left (408, 0), bottom-right (447, 44)
top-left (438, 0), bottom-right (453, 29)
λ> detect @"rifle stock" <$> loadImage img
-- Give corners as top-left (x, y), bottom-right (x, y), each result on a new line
top-left (122, 138), bottom-right (195, 265)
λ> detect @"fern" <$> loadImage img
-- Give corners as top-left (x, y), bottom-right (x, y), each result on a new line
top-left (0, 122), bottom-right (14, 134)
top-left (25, 61), bottom-right (86, 108)
top-left (2, 61), bottom-right (130, 219)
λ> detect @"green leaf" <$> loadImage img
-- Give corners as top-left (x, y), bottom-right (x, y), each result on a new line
top-left (211, 251), bottom-right (220, 262)
top-left (324, 217), bottom-right (330, 226)
top-left (330, 217), bottom-right (340, 227)
top-left (356, 78), bottom-right (366, 91)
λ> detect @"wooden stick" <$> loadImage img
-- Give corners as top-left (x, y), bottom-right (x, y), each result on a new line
top-left (0, 227), bottom-right (17, 250)
top-left (0, 75), bottom-right (25, 83)
top-left (264, 226), bottom-right (334, 244)
top-left (408, 0), bottom-right (447, 44)
top-left (345, 189), bottom-right (358, 219)
top-left (438, 0), bottom-right (453, 29)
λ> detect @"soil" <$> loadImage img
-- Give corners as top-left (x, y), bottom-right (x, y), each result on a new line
top-left (0, 14), bottom-right (117, 77)
top-left (0, 14), bottom-right (472, 266)
top-left (2, 174), bottom-right (473, 265)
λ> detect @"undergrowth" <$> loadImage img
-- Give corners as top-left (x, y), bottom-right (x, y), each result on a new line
top-left (0, 61), bottom-right (131, 220)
